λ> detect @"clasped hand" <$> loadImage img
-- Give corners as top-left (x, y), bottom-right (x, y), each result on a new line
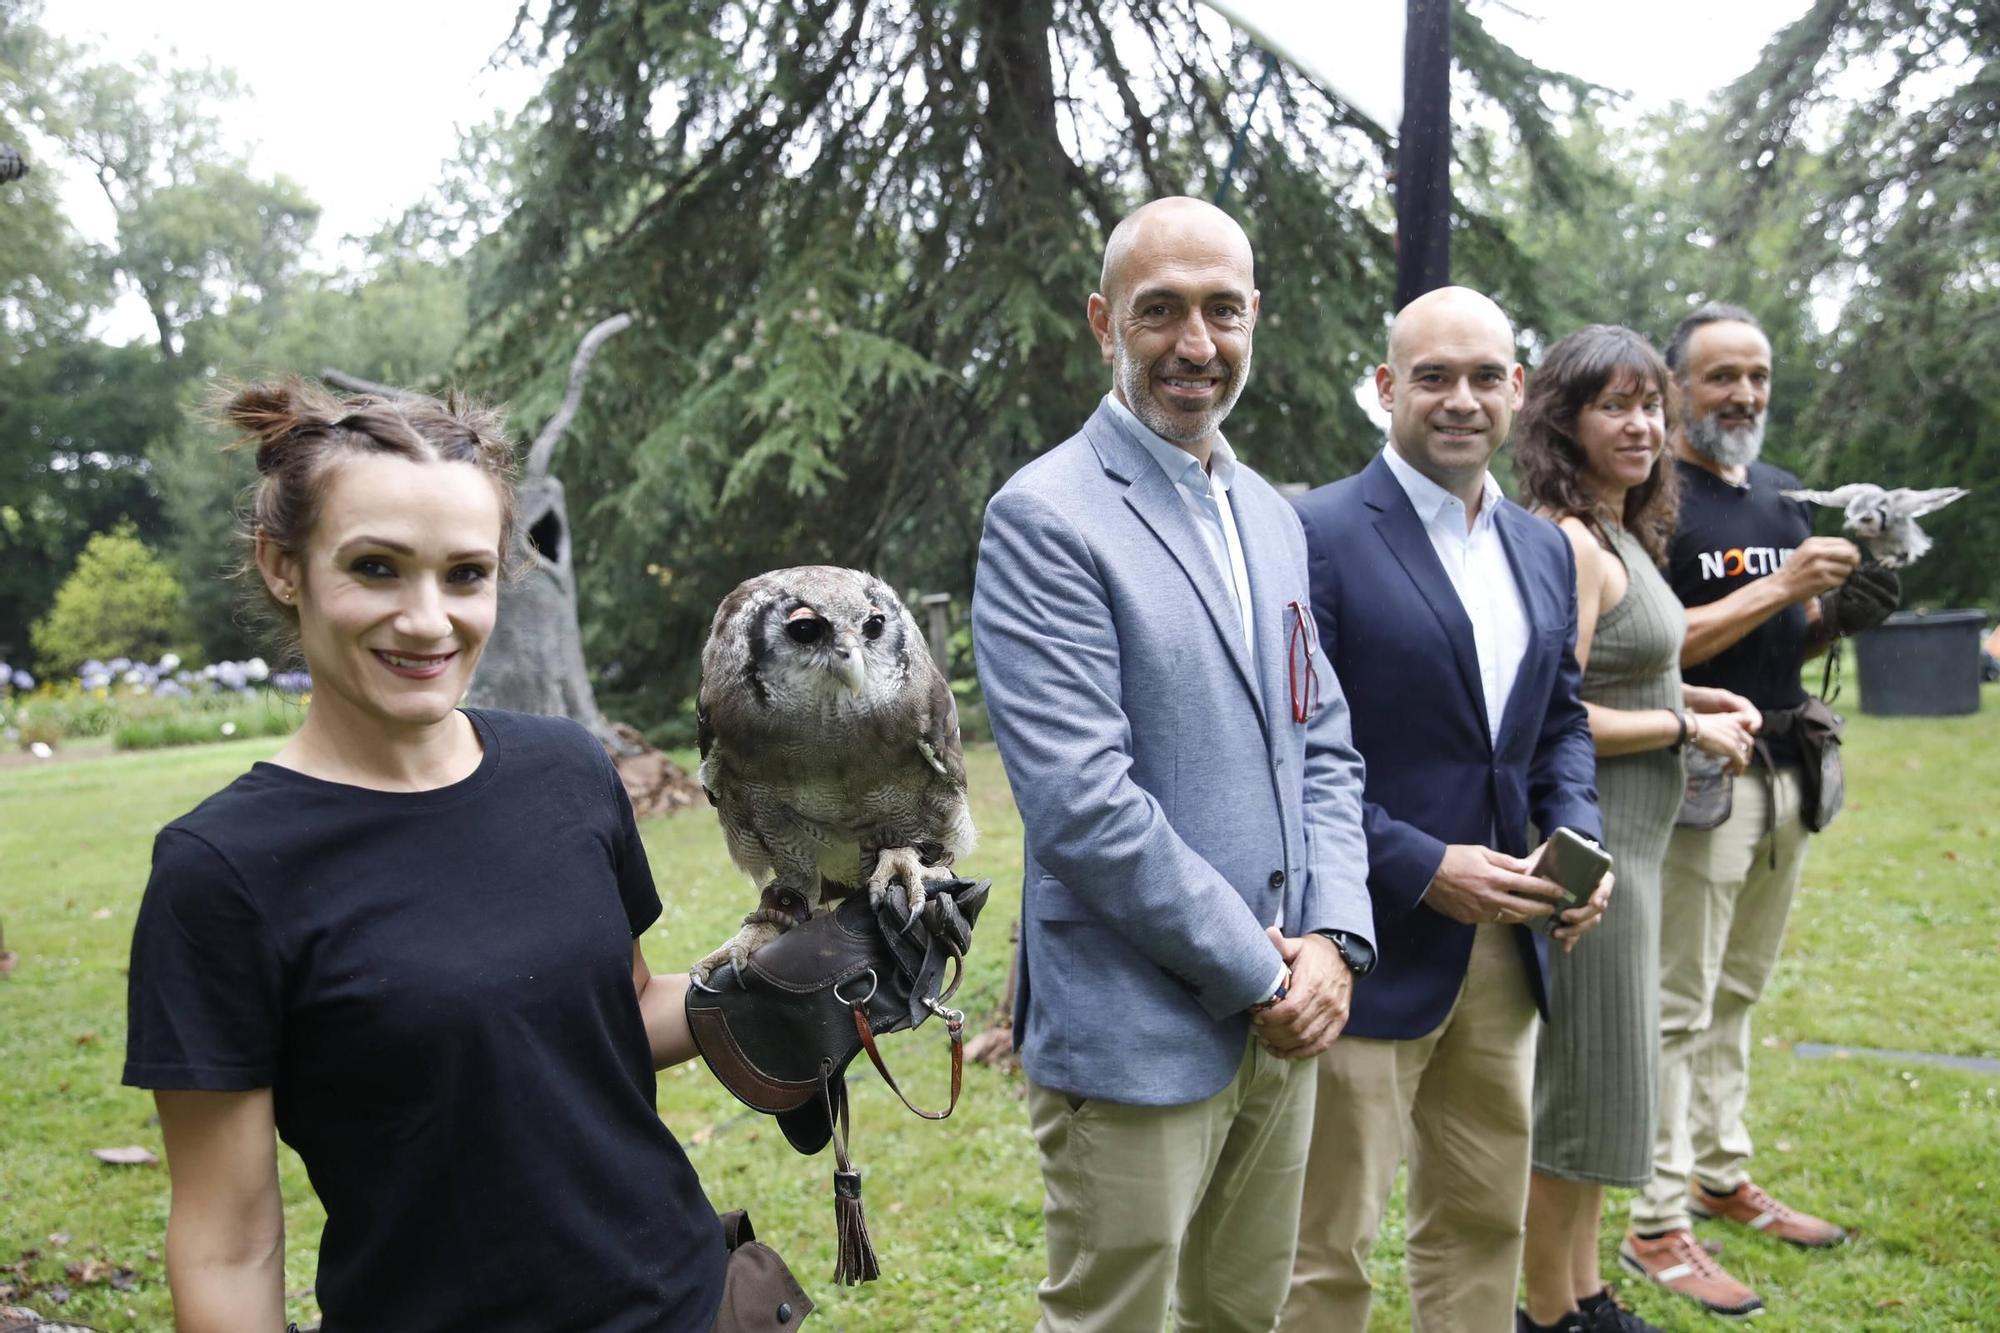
top-left (1251, 928), bottom-right (1352, 1060)
top-left (1423, 843), bottom-right (1615, 954)
top-left (1686, 684), bottom-right (1761, 775)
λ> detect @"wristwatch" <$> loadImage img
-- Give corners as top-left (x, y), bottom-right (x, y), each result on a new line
top-left (1321, 929), bottom-right (1376, 978)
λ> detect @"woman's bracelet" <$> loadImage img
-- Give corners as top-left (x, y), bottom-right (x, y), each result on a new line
top-left (1671, 708), bottom-right (1691, 750)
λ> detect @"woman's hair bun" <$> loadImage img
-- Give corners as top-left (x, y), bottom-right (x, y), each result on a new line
top-left (221, 377), bottom-right (334, 472)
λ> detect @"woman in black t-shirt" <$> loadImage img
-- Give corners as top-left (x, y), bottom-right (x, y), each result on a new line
top-left (123, 380), bottom-right (727, 1332)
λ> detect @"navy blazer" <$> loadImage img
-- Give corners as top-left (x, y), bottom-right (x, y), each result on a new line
top-left (1292, 452), bottom-right (1601, 1041)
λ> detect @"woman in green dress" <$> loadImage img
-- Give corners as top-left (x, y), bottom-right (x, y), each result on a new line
top-left (1512, 326), bottom-right (1762, 1333)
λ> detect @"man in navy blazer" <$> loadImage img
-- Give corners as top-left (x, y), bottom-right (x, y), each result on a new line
top-left (973, 197), bottom-right (1374, 1332)
top-left (1280, 287), bottom-right (1610, 1333)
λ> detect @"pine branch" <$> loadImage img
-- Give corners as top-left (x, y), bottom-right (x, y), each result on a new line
top-left (1080, 4), bottom-right (1168, 198)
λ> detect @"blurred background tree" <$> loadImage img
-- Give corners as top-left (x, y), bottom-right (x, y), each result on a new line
top-left (451, 0), bottom-right (1600, 730)
top-left (0, 1), bottom-right (467, 665)
top-left (2, 0), bottom-right (1992, 729)
top-left (29, 522), bottom-right (185, 673)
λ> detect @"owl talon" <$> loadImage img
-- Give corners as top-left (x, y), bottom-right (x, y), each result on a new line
top-left (865, 846), bottom-right (958, 928)
top-left (691, 915), bottom-right (790, 984)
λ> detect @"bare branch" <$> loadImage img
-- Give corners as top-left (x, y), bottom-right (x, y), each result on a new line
top-left (527, 312), bottom-right (635, 479)
top-left (1080, 3), bottom-right (1168, 198)
top-left (320, 369), bottom-right (410, 398)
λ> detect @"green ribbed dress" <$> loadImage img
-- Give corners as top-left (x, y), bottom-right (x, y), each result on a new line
top-left (1532, 525), bottom-right (1686, 1186)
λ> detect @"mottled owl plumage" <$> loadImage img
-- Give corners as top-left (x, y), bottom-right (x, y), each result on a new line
top-left (692, 566), bottom-right (974, 977)
top-left (1782, 483), bottom-right (1970, 568)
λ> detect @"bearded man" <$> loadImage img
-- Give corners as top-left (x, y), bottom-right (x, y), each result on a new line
top-left (1620, 304), bottom-right (1897, 1318)
top-left (972, 196), bottom-right (1374, 1331)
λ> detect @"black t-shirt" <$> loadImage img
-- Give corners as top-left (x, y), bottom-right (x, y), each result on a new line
top-left (1667, 458), bottom-right (1813, 764)
top-left (124, 709), bottom-right (726, 1332)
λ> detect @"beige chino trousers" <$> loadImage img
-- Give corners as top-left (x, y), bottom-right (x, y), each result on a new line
top-left (1283, 924), bottom-right (1540, 1333)
top-left (1027, 1035), bottom-right (1316, 1333)
top-left (1632, 765), bottom-right (1810, 1233)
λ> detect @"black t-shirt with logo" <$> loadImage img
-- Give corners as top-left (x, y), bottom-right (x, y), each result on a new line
top-left (124, 708), bottom-right (726, 1332)
top-left (1667, 458), bottom-right (1815, 765)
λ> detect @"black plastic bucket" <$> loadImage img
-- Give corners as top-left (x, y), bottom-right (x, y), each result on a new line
top-left (1854, 609), bottom-right (1987, 717)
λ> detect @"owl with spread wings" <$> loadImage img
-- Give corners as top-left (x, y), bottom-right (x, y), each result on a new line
top-left (690, 566), bottom-right (974, 980)
top-left (1781, 483), bottom-right (1970, 568)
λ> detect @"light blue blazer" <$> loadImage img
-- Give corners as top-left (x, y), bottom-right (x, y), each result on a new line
top-left (972, 401), bottom-right (1372, 1105)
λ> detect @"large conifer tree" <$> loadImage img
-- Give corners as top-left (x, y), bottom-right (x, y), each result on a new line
top-left (469, 0), bottom-right (1594, 723)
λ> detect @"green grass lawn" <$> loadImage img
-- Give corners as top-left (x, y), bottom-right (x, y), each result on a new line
top-left (2, 697), bottom-right (1997, 1330)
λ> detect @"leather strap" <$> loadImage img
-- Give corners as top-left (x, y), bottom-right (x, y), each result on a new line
top-left (849, 1001), bottom-right (963, 1121)
top-left (746, 883), bottom-right (814, 930)
top-left (821, 1061), bottom-right (854, 1172)
top-left (720, 1208), bottom-right (756, 1250)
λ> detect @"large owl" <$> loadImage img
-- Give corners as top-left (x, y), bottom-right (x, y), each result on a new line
top-left (691, 566), bottom-right (974, 979)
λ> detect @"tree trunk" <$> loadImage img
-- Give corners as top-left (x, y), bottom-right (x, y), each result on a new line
top-left (464, 471), bottom-right (624, 746)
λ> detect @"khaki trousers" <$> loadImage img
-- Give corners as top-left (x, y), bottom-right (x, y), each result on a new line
top-left (1283, 925), bottom-right (1540, 1333)
top-left (1632, 765), bottom-right (1809, 1233)
top-left (1027, 1035), bottom-right (1316, 1333)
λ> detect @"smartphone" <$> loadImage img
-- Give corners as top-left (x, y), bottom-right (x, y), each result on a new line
top-left (1525, 828), bottom-right (1614, 934)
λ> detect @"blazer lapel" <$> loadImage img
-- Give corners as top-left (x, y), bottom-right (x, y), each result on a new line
top-left (1086, 406), bottom-right (1260, 704)
top-left (1235, 482), bottom-right (1292, 743)
top-left (1361, 455), bottom-right (1492, 743)
top-left (1492, 499), bottom-right (1554, 746)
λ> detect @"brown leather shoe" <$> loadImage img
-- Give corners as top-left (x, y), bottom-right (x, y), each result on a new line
top-left (1618, 1228), bottom-right (1764, 1319)
top-left (1690, 1179), bottom-right (1848, 1248)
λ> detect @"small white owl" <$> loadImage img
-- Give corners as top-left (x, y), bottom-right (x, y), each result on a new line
top-left (691, 566), bottom-right (975, 979)
top-left (1782, 483), bottom-right (1970, 568)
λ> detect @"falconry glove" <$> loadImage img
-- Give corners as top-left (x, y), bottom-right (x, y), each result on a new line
top-left (1819, 565), bottom-right (1901, 639)
top-left (686, 876), bottom-right (990, 1285)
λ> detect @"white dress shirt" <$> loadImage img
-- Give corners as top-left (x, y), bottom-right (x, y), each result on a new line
top-left (1380, 443), bottom-right (1531, 746)
top-left (1105, 394), bottom-right (1257, 661)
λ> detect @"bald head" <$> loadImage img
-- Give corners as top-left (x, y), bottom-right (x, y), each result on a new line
top-left (1375, 286), bottom-right (1524, 507)
top-left (1100, 196), bottom-right (1255, 307)
top-left (1386, 286), bottom-right (1515, 373)
top-left (1087, 197), bottom-right (1260, 458)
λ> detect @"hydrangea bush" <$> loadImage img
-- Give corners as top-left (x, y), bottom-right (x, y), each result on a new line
top-left (2, 654), bottom-right (311, 754)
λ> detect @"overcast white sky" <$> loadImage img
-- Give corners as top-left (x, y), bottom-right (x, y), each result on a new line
top-left (41, 0), bottom-right (1813, 340)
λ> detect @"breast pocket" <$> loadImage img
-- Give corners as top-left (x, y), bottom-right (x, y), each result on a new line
top-left (1028, 873), bottom-right (1093, 923)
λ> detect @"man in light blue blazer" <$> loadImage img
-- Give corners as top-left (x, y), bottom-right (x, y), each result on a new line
top-left (972, 196), bottom-right (1374, 1332)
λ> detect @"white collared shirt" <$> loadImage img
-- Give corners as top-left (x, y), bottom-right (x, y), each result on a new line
top-left (1380, 443), bottom-right (1530, 746)
top-left (1105, 394), bottom-right (1257, 661)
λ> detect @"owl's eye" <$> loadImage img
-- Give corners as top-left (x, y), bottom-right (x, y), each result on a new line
top-left (862, 613), bottom-right (886, 640)
top-left (785, 616), bottom-right (826, 645)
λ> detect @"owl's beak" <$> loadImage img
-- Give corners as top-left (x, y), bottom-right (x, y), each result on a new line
top-left (831, 633), bottom-right (866, 692)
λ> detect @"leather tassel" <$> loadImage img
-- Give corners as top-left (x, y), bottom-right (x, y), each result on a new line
top-left (832, 1167), bottom-right (880, 1285)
